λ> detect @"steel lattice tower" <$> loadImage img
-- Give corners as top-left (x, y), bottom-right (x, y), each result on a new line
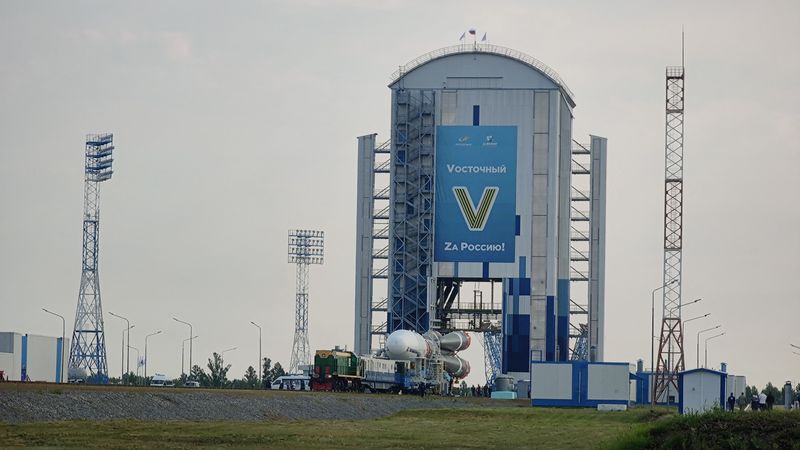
top-left (69, 133), bottom-right (115, 383)
top-left (287, 229), bottom-right (324, 374)
top-left (482, 329), bottom-right (502, 386)
top-left (654, 57), bottom-right (686, 404)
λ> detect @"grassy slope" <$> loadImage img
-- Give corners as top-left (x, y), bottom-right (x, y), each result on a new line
top-left (0, 407), bottom-right (661, 449)
top-left (607, 410), bottom-right (800, 450)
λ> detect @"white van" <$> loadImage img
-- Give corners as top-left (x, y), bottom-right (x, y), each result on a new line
top-left (271, 375), bottom-right (311, 391)
top-left (150, 374), bottom-right (169, 387)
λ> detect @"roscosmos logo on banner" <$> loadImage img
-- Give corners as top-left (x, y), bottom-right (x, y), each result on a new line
top-left (434, 125), bottom-right (517, 263)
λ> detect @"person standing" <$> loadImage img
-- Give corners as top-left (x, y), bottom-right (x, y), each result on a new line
top-left (751, 394), bottom-right (759, 411)
top-left (727, 393), bottom-right (736, 411)
top-left (758, 391), bottom-right (767, 411)
top-left (766, 391), bottom-right (775, 410)
top-left (737, 392), bottom-right (747, 412)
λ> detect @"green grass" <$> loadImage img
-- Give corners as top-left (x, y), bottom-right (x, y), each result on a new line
top-left (0, 407), bottom-right (664, 449)
top-left (607, 410), bottom-right (800, 450)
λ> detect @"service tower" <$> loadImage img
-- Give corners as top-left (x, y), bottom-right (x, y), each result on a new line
top-left (354, 42), bottom-right (607, 382)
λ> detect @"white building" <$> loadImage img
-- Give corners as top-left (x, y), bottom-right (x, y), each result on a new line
top-left (0, 332), bottom-right (69, 383)
top-left (678, 368), bottom-right (726, 414)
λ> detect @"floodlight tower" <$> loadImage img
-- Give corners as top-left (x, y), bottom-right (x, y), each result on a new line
top-left (287, 229), bottom-right (324, 374)
top-left (654, 42), bottom-right (686, 403)
top-left (68, 133), bottom-right (115, 383)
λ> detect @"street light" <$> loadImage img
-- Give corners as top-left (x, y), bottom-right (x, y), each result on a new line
top-left (697, 325), bottom-right (721, 368)
top-left (683, 313), bottom-right (710, 369)
top-left (221, 347), bottom-right (237, 358)
top-left (181, 335), bottom-right (198, 378)
top-left (128, 345), bottom-right (141, 382)
top-left (651, 279), bottom-right (678, 374)
top-left (173, 317), bottom-right (193, 376)
top-left (108, 311), bottom-right (132, 378)
top-left (116, 325), bottom-right (136, 381)
top-left (250, 321), bottom-right (262, 388)
top-left (678, 298), bottom-right (702, 310)
top-left (42, 308), bottom-right (66, 384)
top-left (790, 344), bottom-right (800, 351)
top-left (144, 330), bottom-right (162, 380)
top-left (704, 332), bottom-right (725, 368)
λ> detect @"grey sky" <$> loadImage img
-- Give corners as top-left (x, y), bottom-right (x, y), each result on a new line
top-left (1, 0), bottom-right (798, 388)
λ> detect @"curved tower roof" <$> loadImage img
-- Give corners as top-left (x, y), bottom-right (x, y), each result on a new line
top-left (389, 44), bottom-right (575, 106)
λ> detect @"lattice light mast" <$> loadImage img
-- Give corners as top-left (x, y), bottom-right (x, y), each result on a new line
top-left (653, 53), bottom-right (686, 404)
top-left (288, 229), bottom-right (324, 374)
top-left (69, 133), bottom-right (115, 383)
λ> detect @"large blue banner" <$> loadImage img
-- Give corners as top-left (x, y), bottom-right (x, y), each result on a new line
top-left (434, 125), bottom-right (517, 263)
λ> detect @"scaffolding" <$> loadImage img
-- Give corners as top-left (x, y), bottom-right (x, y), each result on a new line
top-left (388, 89), bottom-right (436, 335)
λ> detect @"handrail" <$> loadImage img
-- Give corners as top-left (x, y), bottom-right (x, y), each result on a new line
top-left (390, 43), bottom-right (575, 101)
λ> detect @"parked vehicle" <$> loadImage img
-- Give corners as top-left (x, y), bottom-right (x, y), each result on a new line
top-left (149, 374), bottom-right (168, 387)
top-left (271, 375), bottom-right (311, 391)
top-left (184, 380), bottom-right (200, 387)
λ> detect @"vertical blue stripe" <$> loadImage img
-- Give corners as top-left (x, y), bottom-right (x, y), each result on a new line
top-left (571, 361), bottom-right (580, 403)
top-left (545, 296), bottom-right (555, 361)
top-left (482, 262), bottom-right (489, 279)
top-left (518, 256), bottom-right (526, 279)
top-left (557, 279), bottom-right (570, 361)
top-left (515, 215), bottom-right (521, 236)
top-left (472, 105), bottom-right (480, 125)
top-left (21, 335), bottom-right (28, 381)
top-left (453, 262), bottom-right (459, 278)
top-left (55, 337), bottom-right (63, 384)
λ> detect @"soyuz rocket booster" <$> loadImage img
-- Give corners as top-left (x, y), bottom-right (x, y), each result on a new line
top-left (384, 329), bottom-right (471, 378)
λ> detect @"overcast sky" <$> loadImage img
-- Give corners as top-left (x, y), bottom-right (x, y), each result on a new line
top-left (1, 0), bottom-right (798, 389)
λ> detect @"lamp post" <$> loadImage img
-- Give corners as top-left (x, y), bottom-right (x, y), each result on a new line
top-left (221, 347), bottom-right (237, 358)
top-left (250, 321), bottom-right (262, 388)
top-left (128, 345), bottom-right (140, 382)
top-left (173, 317), bottom-right (193, 377)
top-left (181, 335), bottom-right (198, 378)
top-left (651, 280), bottom-right (678, 373)
top-left (704, 332), bottom-right (725, 368)
top-left (697, 325), bottom-right (721, 368)
top-left (108, 311), bottom-right (132, 378)
top-left (791, 344), bottom-right (800, 351)
top-left (683, 313), bottom-right (710, 368)
top-left (42, 308), bottom-right (66, 384)
top-left (144, 330), bottom-right (162, 380)
top-left (117, 325), bottom-right (135, 382)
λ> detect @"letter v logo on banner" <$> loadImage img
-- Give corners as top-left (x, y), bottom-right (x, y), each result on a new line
top-left (452, 186), bottom-right (499, 231)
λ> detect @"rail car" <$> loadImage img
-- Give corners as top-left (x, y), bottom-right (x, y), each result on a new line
top-left (310, 349), bottom-right (441, 394)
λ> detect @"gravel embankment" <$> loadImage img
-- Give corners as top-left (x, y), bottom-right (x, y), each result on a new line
top-left (0, 387), bottom-right (500, 423)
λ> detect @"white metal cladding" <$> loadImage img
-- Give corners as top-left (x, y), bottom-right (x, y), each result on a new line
top-left (589, 136), bottom-right (607, 361)
top-left (389, 44), bottom-right (575, 104)
top-left (531, 363), bottom-right (573, 400)
top-left (587, 364), bottom-right (629, 401)
top-left (354, 134), bottom-right (377, 355)
top-left (0, 332), bottom-right (22, 381)
top-left (681, 370), bottom-right (725, 414)
top-left (26, 334), bottom-right (58, 382)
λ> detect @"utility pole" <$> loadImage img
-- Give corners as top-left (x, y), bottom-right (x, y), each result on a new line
top-left (251, 321), bottom-right (262, 387)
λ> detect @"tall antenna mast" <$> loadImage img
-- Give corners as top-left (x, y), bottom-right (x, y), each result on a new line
top-left (287, 229), bottom-right (324, 374)
top-left (69, 133), bottom-right (115, 383)
top-left (653, 36), bottom-right (686, 404)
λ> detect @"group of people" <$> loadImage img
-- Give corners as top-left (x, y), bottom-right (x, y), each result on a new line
top-left (727, 391), bottom-right (787, 411)
top-left (463, 384), bottom-right (491, 397)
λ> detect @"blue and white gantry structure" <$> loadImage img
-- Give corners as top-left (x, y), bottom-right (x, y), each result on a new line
top-left (354, 43), bottom-right (607, 384)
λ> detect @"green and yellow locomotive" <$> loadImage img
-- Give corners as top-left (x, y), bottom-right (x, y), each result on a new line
top-left (310, 349), bottom-right (361, 391)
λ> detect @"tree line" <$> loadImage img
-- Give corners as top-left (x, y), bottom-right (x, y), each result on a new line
top-left (109, 353), bottom-right (288, 389)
